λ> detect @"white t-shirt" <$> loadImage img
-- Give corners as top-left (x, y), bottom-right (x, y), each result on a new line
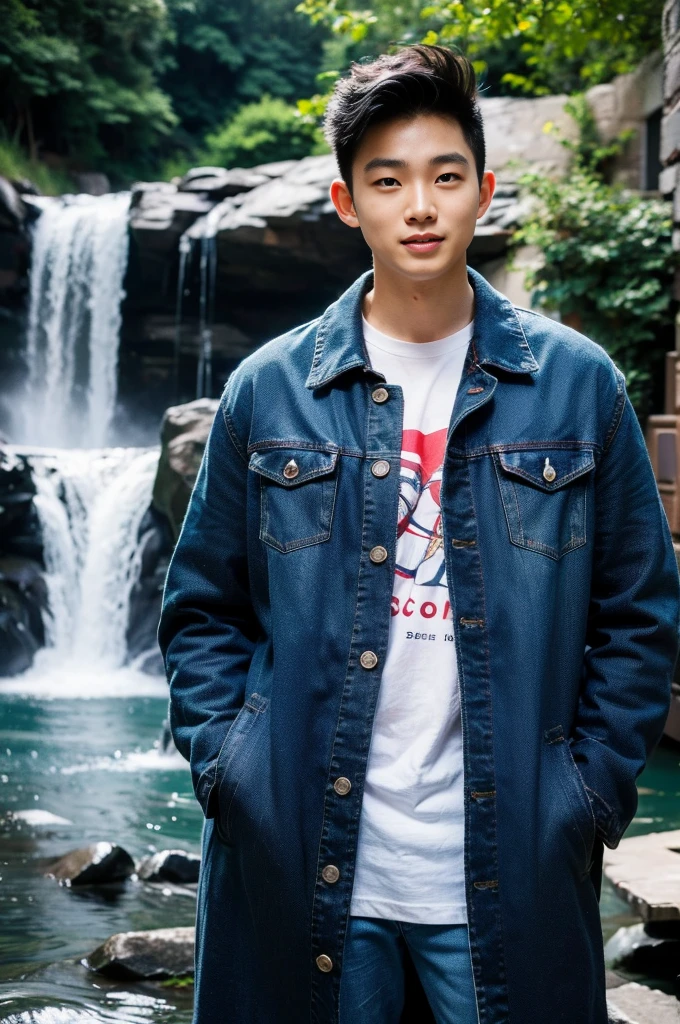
top-left (349, 313), bottom-right (474, 925)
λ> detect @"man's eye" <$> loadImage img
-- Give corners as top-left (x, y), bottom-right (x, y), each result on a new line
top-left (437, 172), bottom-right (461, 183)
top-left (376, 177), bottom-right (400, 187)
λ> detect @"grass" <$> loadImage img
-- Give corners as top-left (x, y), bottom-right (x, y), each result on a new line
top-left (0, 138), bottom-right (75, 196)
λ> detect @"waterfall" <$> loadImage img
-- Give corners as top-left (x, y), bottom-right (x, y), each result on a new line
top-left (178, 201), bottom-right (223, 401)
top-left (3, 445), bottom-right (165, 697)
top-left (17, 193), bottom-right (131, 449)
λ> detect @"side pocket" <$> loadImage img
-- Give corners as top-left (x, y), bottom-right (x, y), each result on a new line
top-left (544, 724), bottom-right (596, 876)
top-left (213, 692), bottom-right (269, 846)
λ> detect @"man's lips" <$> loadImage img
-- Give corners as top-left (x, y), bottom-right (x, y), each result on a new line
top-left (401, 234), bottom-right (444, 253)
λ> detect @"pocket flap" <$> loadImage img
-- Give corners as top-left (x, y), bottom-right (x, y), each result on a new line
top-left (498, 448), bottom-right (595, 491)
top-left (249, 447), bottom-right (339, 487)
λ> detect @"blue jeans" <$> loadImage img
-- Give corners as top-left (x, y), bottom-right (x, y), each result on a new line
top-left (338, 916), bottom-right (479, 1024)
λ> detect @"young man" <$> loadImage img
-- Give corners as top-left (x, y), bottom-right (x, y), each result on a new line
top-left (158, 45), bottom-right (680, 1024)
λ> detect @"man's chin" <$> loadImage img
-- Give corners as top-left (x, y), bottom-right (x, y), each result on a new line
top-left (388, 250), bottom-right (468, 282)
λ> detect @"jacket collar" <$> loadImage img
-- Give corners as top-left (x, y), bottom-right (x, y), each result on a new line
top-left (305, 265), bottom-right (539, 390)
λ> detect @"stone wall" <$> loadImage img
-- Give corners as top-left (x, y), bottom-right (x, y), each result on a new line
top-left (662, 0), bottom-right (680, 300)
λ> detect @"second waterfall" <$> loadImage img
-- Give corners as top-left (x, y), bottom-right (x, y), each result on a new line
top-left (15, 192), bottom-right (131, 449)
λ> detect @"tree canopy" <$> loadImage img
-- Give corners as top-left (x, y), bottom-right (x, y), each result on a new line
top-left (296, 0), bottom-right (664, 96)
top-left (0, 0), bottom-right (664, 185)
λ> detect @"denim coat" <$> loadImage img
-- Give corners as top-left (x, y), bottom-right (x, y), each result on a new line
top-left (158, 266), bottom-right (680, 1024)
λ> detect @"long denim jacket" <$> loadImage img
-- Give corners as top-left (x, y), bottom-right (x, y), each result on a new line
top-left (158, 266), bottom-right (680, 1024)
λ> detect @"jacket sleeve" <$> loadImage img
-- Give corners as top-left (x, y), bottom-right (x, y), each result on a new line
top-left (571, 369), bottom-right (680, 849)
top-left (157, 378), bottom-right (258, 818)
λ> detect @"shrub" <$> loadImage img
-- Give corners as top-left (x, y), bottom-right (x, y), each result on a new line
top-left (202, 94), bottom-right (327, 168)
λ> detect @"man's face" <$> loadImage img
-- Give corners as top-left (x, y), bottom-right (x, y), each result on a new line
top-left (330, 112), bottom-right (495, 282)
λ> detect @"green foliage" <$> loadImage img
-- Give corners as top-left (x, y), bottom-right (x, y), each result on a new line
top-left (296, 0), bottom-right (663, 97)
top-left (161, 0), bottom-right (328, 153)
top-left (543, 94), bottom-right (636, 179)
top-left (0, 0), bottom-right (330, 185)
top-left (0, 136), bottom-right (74, 195)
top-left (0, 0), bottom-right (176, 179)
top-left (202, 95), bottom-right (328, 168)
top-left (513, 114), bottom-right (675, 417)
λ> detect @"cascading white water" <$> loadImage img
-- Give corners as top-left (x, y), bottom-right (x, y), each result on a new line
top-left (16, 193), bottom-right (131, 449)
top-left (4, 444), bottom-right (166, 697)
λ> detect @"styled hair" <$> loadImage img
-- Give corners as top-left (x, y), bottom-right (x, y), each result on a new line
top-left (323, 44), bottom-right (485, 191)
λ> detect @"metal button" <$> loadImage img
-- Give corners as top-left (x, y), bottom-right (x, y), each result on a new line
top-left (372, 387), bottom-right (389, 404)
top-left (322, 864), bottom-right (340, 883)
top-left (283, 459), bottom-right (299, 479)
top-left (334, 776), bottom-right (352, 795)
top-left (371, 460), bottom-right (390, 478)
top-left (360, 650), bottom-right (378, 670)
top-left (369, 545), bottom-right (388, 564)
top-left (542, 458), bottom-right (556, 482)
top-left (316, 954), bottom-right (333, 973)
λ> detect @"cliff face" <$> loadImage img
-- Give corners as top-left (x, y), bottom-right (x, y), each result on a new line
top-left (0, 178), bottom-right (33, 435)
top-left (119, 154), bottom-right (519, 438)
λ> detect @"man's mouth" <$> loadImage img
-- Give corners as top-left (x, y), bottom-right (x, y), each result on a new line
top-left (401, 234), bottom-right (444, 253)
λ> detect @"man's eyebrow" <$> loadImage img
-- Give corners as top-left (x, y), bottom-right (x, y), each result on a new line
top-left (363, 157), bottom-right (407, 173)
top-left (362, 152), bottom-right (470, 174)
top-left (430, 152), bottom-right (469, 167)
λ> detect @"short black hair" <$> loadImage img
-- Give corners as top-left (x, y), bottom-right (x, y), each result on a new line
top-left (323, 44), bottom-right (485, 192)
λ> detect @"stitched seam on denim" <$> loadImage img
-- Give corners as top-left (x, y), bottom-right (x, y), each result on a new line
top-left (498, 461), bottom-right (595, 489)
top-left (222, 708), bottom-right (267, 842)
top-left (261, 530), bottom-right (332, 554)
top-left (308, 398), bottom-right (372, 1020)
top-left (603, 366), bottom-right (626, 453)
top-left (247, 439), bottom-right (343, 455)
top-left (492, 453), bottom-right (524, 548)
top-left (250, 460), bottom-right (338, 486)
top-left (221, 391), bottom-right (249, 466)
top-left (461, 437), bottom-right (510, 1014)
top-left (463, 441), bottom-right (601, 460)
top-left (561, 742), bottom-right (596, 869)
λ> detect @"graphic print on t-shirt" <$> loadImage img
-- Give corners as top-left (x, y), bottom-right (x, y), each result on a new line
top-left (396, 427), bottom-right (448, 589)
top-left (392, 426), bottom-right (453, 630)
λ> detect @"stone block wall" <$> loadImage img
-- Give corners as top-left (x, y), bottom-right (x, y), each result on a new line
top-left (663, 0), bottom-right (680, 301)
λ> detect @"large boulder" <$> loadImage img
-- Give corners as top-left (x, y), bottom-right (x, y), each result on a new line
top-left (0, 446), bottom-right (47, 676)
top-left (136, 849), bottom-right (201, 884)
top-left (45, 843), bottom-right (136, 886)
top-left (151, 398), bottom-right (219, 541)
top-left (126, 503), bottom-right (174, 672)
top-left (0, 176), bottom-right (26, 231)
top-left (605, 922), bottom-right (680, 984)
top-left (86, 926), bottom-right (195, 980)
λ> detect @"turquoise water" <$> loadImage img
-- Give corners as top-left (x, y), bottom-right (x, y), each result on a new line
top-left (0, 690), bottom-right (677, 1021)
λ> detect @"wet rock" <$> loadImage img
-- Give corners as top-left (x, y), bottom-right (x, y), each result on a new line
top-left (0, 176), bottom-right (26, 230)
top-left (151, 398), bottom-right (219, 541)
top-left (136, 849), bottom-right (201, 884)
top-left (73, 172), bottom-right (110, 196)
top-left (0, 446), bottom-right (47, 675)
top-left (10, 176), bottom-right (42, 197)
top-left (606, 981), bottom-right (680, 1024)
top-left (129, 182), bottom-right (215, 250)
top-left (45, 842), bottom-right (135, 886)
top-left (605, 922), bottom-right (680, 983)
top-left (86, 926), bottom-right (195, 980)
top-left (177, 165), bottom-right (270, 199)
top-left (10, 809), bottom-right (73, 826)
top-left (126, 503), bottom-right (174, 669)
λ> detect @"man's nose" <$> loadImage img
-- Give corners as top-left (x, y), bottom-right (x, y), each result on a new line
top-left (405, 183), bottom-right (437, 223)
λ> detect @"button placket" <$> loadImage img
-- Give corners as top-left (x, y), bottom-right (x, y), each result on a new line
top-left (310, 382), bottom-right (403, 1017)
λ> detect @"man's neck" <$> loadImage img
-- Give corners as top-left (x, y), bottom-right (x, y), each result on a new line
top-left (362, 255), bottom-right (475, 344)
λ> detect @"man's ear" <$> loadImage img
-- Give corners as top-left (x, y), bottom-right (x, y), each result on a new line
top-left (330, 179), bottom-right (360, 228)
top-left (476, 170), bottom-right (496, 221)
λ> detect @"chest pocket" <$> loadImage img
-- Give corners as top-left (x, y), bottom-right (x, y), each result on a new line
top-left (492, 447), bottom-right (595, 560)
top-left (249, 446), bottom-right (339, 553)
